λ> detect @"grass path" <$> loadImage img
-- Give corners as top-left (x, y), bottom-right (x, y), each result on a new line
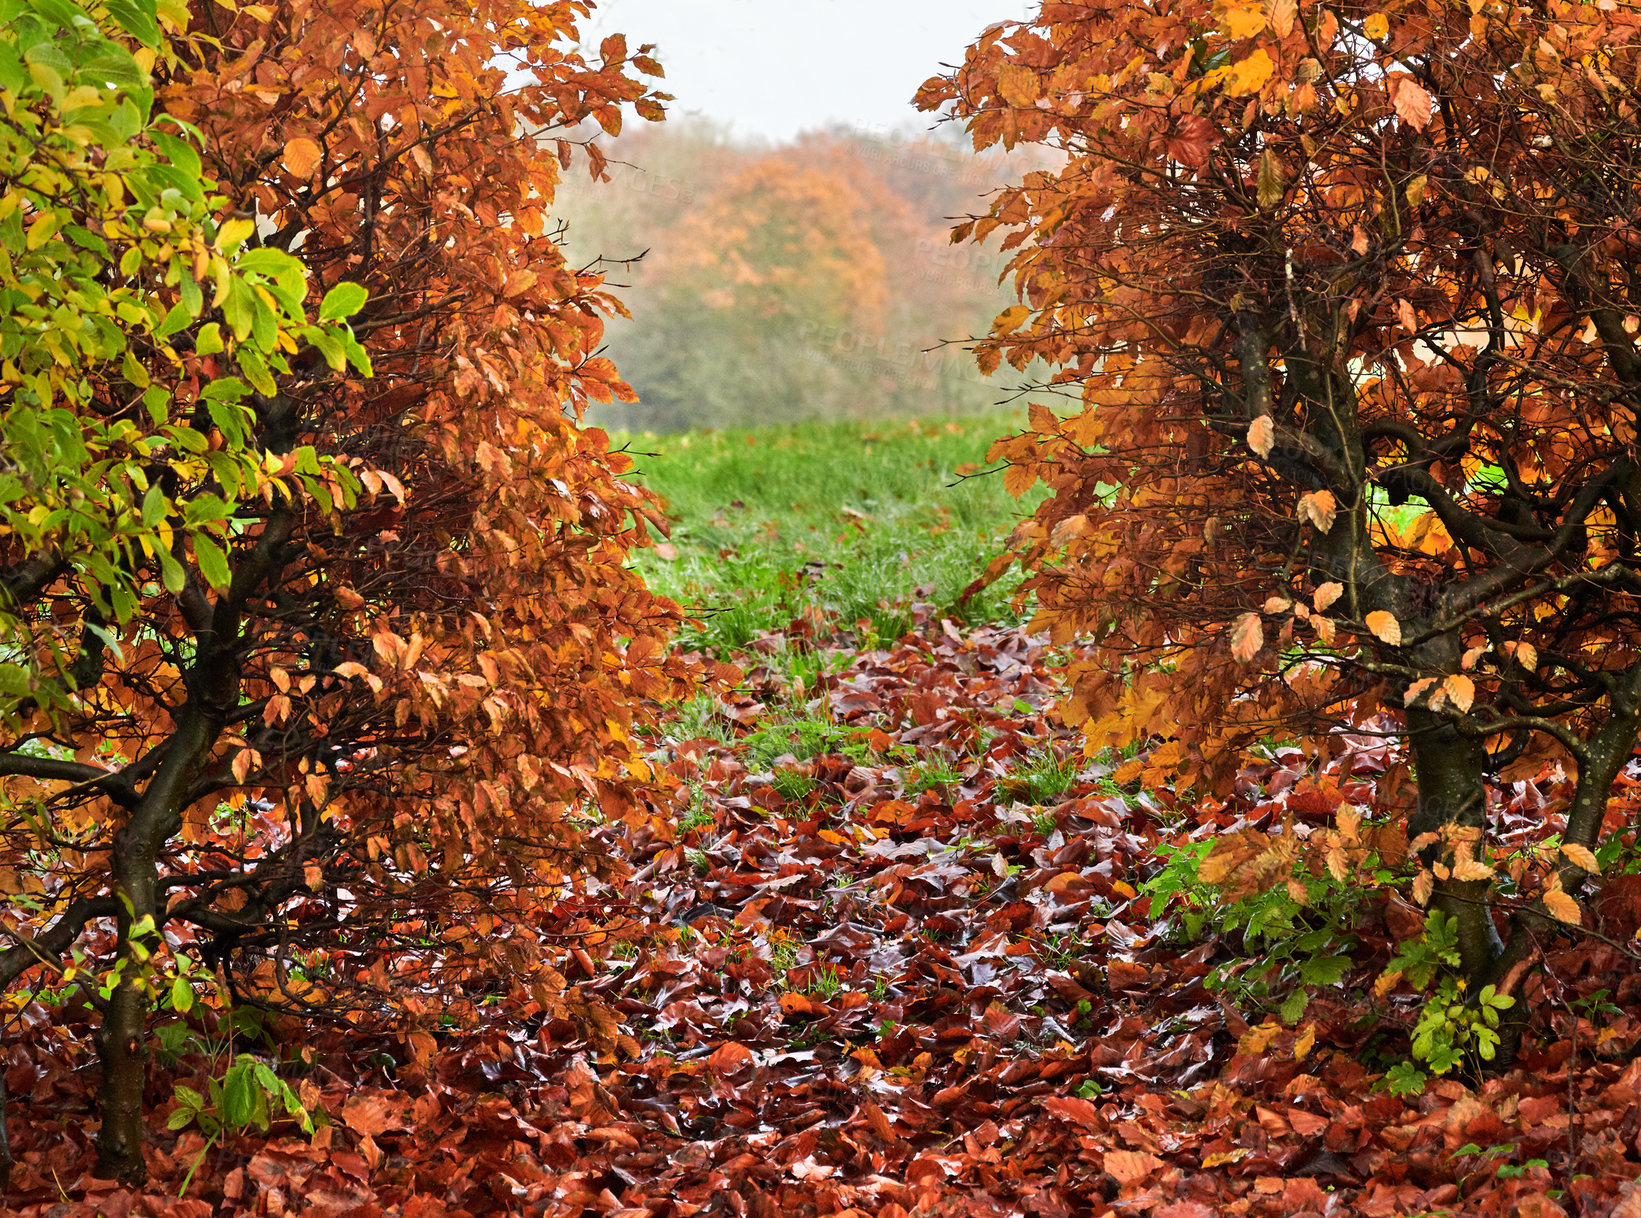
top-left (615, 414), bottom-right (1041, 653)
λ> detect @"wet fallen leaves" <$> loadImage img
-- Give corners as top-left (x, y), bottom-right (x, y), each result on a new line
top-left (9, 617), bottom-right (1641, 1215)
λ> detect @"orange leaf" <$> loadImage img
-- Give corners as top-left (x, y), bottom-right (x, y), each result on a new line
top-left (1042, 1096), bottom-right (1102, 1129)
top-left (1365, 611), bottom-right (1402, 645)
top-left (1313, 582), bottom-right (1343, 612)
top-left (341, 1095), bottom-right (408, 1137)
top-left (708, 1041), bottom-right (756, 1073)
top-left (1561, 842), bottom-right (1600, 873)
top-left (283, 137), bottom-right (321, 177)
top-left (1167, 115), bottom-right (1218, 166)
top-left (1248, 414), bottom-right (1275, 457)
top-left (1543, 885), bottom-right (1582, 925)
top-left (1451, 858), bottom-right (1494, 882)
top-left (1103, 1149), bottom-right (1165, 1185)
top-left (1441, 673), bottom-right (1475, 713)
top-left (1391, 77), bottom-right (1433, 130)
top-left (997, 63), bottom-right (1040, 107)
top-left (1231, 611), bottom-right (1264, 663)
top-left (1299, 490), bottom-right (1337, 533)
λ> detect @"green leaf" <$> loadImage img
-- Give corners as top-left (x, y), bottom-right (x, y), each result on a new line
top-left (192, 534), bottom-right (231, 591)
top-left (200, 375), bottom-right (249, 402)
top-left (1383, 1061), bottom-right (1427, 1098)
top-left (223, 276), bottom-right (255, 341)
top-left (154, 299), bottom-right (193, 338)
top-left (104, 0), bottom-right (161, 46)
top-left (1298, 955), bottom-right (1351, 987)
top-left (221, 1064), bottom-right (255, 1128)
top-left (305, 327), bottom-right (345, 370)
top-left (149, 129), bottom-right (201, 181)
top-left (235, 346), bottom-right (275, 395)
top-left (170, 975), bottom-right (195, 1013)
top-left (1278, 988), bottom-right (1307, 1024)
top-left (340, 330), bottom-right (372, 376)
top-left (318, 281), bottom-right (368, 321)
top-left (185, 492), bottom-right (233, 525)
top-left (156, 546), bottom-right (186, 594)
top-left (236, 248), bottom-right (300, 277)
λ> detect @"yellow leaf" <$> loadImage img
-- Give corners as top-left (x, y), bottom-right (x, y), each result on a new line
top-left (1365, 610), bottom-right (1402, 646)
top-left (1225, 48), bottom-right (1275, 96)
top-left (214, 217), bottom-right (254, 252)
top-left (25, 213), bottom-right (57, 250)
top-left (1293, 1023), bottom-right (1315, 1059)
top-left (1561, 842), bottom-right (1600, 873)
top-left (1364, 12), bottom-right (1389, 39)
top-left (1257, 147), bottom-right (1284, 208)
top-left (283, 136), bottom-right (321, 178)
top-left (1222, 0), bottom-right (1266, 39)
top-left (996, 63), bottom-right (1040, 107)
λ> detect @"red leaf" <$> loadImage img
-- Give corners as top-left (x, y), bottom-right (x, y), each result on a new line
top-left (1167, 115), bottom-right (1218, 167)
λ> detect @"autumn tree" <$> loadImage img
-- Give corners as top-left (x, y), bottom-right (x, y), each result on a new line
top-left (0, 0), bottom-right (688, 1184)
top-left (615, 156), bottom-right (891, 430)
top-left (921, 0), bottom-right (1641, 1053)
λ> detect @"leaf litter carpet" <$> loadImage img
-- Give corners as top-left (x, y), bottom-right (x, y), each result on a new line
top-left (9, 617), bottom-right (1641, 1215)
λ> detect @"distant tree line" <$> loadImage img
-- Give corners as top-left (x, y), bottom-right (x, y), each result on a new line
top-left (554, 121), bottom-right (1041, 432)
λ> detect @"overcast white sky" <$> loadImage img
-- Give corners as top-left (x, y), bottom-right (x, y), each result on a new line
top-left (579, 0), bottom-right (1038, 143)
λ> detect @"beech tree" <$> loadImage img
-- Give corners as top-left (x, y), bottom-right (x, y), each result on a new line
top-left (921, 0), bottom-right (1641, 1047)
top-left (0, 0), bottom-right (688, 1183)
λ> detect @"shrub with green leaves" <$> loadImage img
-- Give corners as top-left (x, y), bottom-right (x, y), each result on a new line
top-left (0, 0), bottom-right (367, 713)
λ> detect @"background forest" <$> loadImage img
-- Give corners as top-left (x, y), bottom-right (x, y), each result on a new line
top-left (552, 122), bottom-right (1037, 432)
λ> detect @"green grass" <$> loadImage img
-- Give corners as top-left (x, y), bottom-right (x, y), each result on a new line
top-left (616, 413), bottom-right (1042, 653)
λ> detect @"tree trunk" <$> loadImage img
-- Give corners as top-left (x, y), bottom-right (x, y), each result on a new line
top-left (1406, 709), bottom-right (1503, 984)
top-left (94, 972), bottom-right (151, 1184)
top-left (94, 843), bottom-right (161, 1185)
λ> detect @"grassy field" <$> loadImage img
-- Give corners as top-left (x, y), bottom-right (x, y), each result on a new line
top-left (615, 413), bottom-right (1042, 654)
